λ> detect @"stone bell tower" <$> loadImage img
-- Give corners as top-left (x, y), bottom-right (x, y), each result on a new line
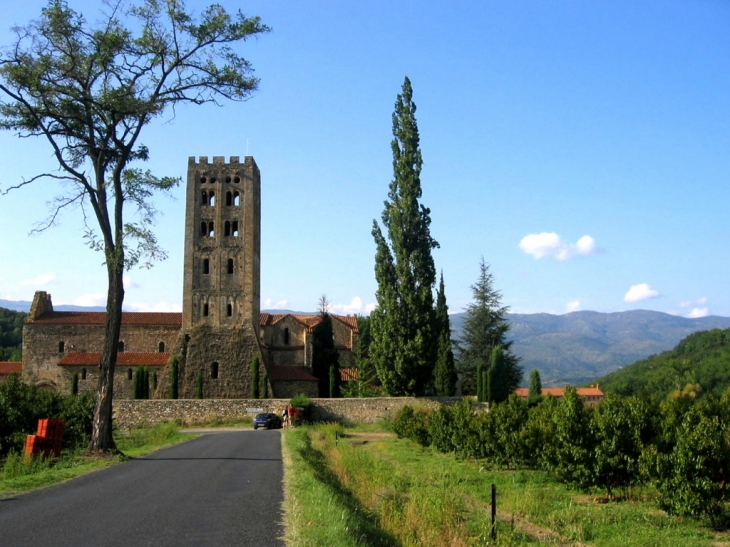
top-left (175, 155), bottom-right (264, 398)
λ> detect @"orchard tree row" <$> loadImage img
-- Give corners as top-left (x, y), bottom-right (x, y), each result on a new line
top-left (393, 389), bottom-right (730, 525)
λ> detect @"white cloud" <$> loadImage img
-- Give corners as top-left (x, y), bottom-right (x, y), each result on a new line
top-left (687, 307), bottom-right (709, 318)
top-left (19, 273), bottom-right (56, 287)
top-left (680, 297), bottom-right (708, 308)
top-left (124, 301), bottom-right (182, 312)
top-left (518, 232), bottom-right (598, 260)
top-left (123, 275), bottom-right (141, 290)
top-left (624, 283), bottom-right (660, 303)
top-left (331, 296), bottom-right (376, 316)
top-left (73, 293), bottom-right (107, 307)
top-left (566, 300), bottom-right (582, 313)
top-left (263, 298), bottom-right (289, 310)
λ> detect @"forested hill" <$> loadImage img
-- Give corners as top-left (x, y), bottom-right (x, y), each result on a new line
top-left (596, 328), bottom-right (730, 398)
top-left (0, 306), bottom-right (26, 361)
top-left (450, 309), bottom-right (730, 386)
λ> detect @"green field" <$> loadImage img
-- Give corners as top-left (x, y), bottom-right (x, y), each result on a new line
top-left (282, 422), bottom-right (729, 547)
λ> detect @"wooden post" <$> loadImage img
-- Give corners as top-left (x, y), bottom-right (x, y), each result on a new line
top-left (491, 483), bottom-right (497, 541)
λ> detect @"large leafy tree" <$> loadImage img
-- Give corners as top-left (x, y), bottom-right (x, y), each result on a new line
top-left (0, 0), bottom-right (268, 452)
top-left (434, 273), bottom-right (457, 396)
top-left (371, 77), bottom-right (440, 396)
top-left (458, 258), bottom-right (522, 394)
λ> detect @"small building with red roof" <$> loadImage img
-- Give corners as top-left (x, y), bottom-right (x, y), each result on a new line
top-left (514, 385), bottom-right (605, 408)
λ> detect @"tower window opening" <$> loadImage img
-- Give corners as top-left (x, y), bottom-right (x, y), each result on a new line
top-left (127, 368), bottom-right (133, 380)
top-left (200, 176), bottom-right (207, 184)
top-left (203, 258), bottom-right (210, 274)
top-left (232, 221), bottom-right (239, 237)
top-left (200, 222), bottom-right (207, 236)
top-left (210, 177), bottom-right (216, 183)
top-left (81, 368), bottom-right (86, 380)
top-left (226, 175), bottom-right (232, 183)
top-left (233, 192), bottom-right (240, 206)
top-left (224, 221), bottom-right (231, 237)
top-left (118, 341), bottom-right (125, 352)
top-left (208, 222), bottom-right (214, 237)
top-left (227, 303), bottom-right (233, 317)
top-left (284, 328), bottom-right (290, 346)
top-left (234, 176), bottom-right (241, 184)
top-left (209, 191), bottom-right (215, 206)
top-left (58, 341), bottom-right (65, 353)
top-left (203, 303), bottom-right (209, 317)
top-left (227, 258), bottom-right (234, 274)
top-left (226, 191), bottom-right (232, 206)
top-left (211, 362), bottom-right (219, 379)
top-left (158, 341), bottom-right (166, 353)
top-left (201, 190), bottom-right (208, 204)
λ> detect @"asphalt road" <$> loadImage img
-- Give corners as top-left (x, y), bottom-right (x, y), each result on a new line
top-left (0, 430), bottom-right (285, 547)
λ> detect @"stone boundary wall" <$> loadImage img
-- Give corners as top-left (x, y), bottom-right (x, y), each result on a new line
top-left (113, 397), bottom-right (476, 429)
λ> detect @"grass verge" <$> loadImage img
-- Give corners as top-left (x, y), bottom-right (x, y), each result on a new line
top-left (0, 421), bottom-right (193, 497)
top-left (283, 423), bottom-right (730, 547)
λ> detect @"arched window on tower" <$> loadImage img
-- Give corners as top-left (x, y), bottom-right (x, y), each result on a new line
top-left (201, 190), bottom-right (208, 204)
top-left (209, 191), bottom-right (215, 206)
top-left (158, 341), bottom-right (166, 353)
top-left (203, 258), bottom-right (210, 274)
top-left (227, 258), bottom-right (234, 274)
top-left (200, 222), bottom-right (207, 236)
top-left (227, 303), bottom-right (233, 317)
top-left (233, 191), bottom-right (240, 206)
top-left (211, 362), bottom-right (219, 379)
top-left (207, 222), bottom-right (215, 237)
top-left (231, 221), bottom-right (239, 237)
top-left (224, 221), bottom-right (231, 237)
top-left (203, 303), bottom-right (209, 317)
top-left (226, 191), bottom-right (233, 206)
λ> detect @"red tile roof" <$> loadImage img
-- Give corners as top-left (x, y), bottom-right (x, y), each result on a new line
top-left (340, 367), bottom-right (358, 382)
top-left (28, 312), bottom-right (182, 326)
top-left (0, 362), bottom-right (22, 375)
top-left (58, 353), bottom-right (170, 366)
top-left (267, 365), bottom-right (319, 382)
top-left (259, 313), bottom-right (359, 333)
top-left (514, 387), bottom-right (605, 398)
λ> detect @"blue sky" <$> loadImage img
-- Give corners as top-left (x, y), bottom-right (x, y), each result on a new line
top-left (1, 0), bottom-right (728, 318)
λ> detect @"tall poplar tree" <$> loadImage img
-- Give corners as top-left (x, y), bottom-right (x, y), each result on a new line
top-left (458, 258), bottom-right (522, 394)
top-left (434, 273), bottom-right (457, 396)
top-left (371, 77), bottom-right (439, 396)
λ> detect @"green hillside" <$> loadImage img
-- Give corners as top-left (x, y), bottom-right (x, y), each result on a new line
top-left (0, 306), bottom-right (25, 361)
top-left (597, 328), bottom-right (730, 399)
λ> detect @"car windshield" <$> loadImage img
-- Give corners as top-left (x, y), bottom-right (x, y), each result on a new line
top-left (255, 413), bottom-right (267, 420)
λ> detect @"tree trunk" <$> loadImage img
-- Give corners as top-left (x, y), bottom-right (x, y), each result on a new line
top-left (88, 264), bottom-right (124, 453)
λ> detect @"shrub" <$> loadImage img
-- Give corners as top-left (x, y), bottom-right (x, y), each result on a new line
top-left (290, 393), bottom-right (313, 421)
top-left (391, 405), bottom-right (431, 447)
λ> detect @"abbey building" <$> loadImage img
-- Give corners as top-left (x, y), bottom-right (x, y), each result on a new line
top-left (21, 156), bottom-right (358, 398)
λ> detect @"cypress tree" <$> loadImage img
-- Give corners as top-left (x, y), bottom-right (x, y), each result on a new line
top-left (251, 355), bottom-right (260, 399)
top-left (434, 273), bottom-right (457, 396)
top-left (312, 313), bottom-right (339, 397)
top-left (152, 371), bottom-right (158, 393)
top-left (133, 367), bottom-right (142, 399)
top-left (196, 369), bottom-right (203, 399)
top-left (71, 372), bottom-right (79, 396)
top-left (528, 369), bottom-right (543, 406)
top-left (143, 367), bottom-right (150, 399)
top-left (170, 357), bottom-right (179, 400)
top-left (489, 345), bottom-right (509, 404)
top-left (262, 371), bottom-right (269, 398)
top-left (371, 77), bottom-right (440, 396)
top-left (458, 258), bottom-right (522, 395)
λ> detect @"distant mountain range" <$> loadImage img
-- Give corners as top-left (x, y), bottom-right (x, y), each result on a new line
top-left (4, 298), bottom-right (729, 387)
top-left (449, 310), bottom-right (730, 387)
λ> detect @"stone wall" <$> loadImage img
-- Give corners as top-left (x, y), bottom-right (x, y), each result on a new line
top-left (113, 396), bottom-right (471, 429)
top-left (23, 322), bottom-right (179, 390)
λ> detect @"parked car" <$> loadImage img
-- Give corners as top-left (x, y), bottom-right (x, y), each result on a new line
top-left (253, 412), bottom-right (282, 430)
